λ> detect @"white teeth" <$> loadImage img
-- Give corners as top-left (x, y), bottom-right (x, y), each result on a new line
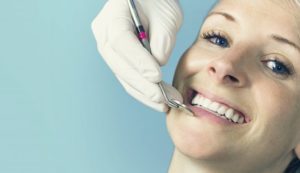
top-left (203, 98), bottom-right (211, 107)
top-left (191, 94), bottom-right (245, 124)
top-left (231, 113), bottom-right (240, 123)
top-left (217, 105), bottom-right (227, 115)
top-left (192, 94), bottom-right (201, 105)
top-left (208, 102), bottom-right (220, 112)
top-left (199, 96), bottom-right (205, 105)
top-left (225, 109), bottom-right (234, 119)
top-left (238, 116), bottom-right (244, 124)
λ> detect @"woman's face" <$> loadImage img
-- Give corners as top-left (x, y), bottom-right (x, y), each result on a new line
top-left (167, 0), bottom-right (300, 171)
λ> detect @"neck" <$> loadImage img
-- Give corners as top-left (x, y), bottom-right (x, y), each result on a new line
top-left (168, 149), bottom-right (292, 173)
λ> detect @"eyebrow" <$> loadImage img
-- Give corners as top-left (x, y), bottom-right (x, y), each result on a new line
top-left (206, 11), bottom-right (300, 54)
top-left (271, 34), bottom-right (300, 54)
top-left (206, 11), bottom-right (237, 22)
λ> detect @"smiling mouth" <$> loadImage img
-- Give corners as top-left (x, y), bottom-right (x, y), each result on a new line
top-left (186, 89), bottom-right (251, 124)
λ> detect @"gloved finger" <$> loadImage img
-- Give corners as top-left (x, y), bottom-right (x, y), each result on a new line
top-left (91, 0), bottom-right (114, 47)
top-left (91, 0), bottom-right (149, 50)
top-left (101, 43), bottom-right (161, 84)
top-left (114, 66), bottom-right (164, 103)
top-left (144, 1), bottom-right (183, 66)
top-left (92, 0), bottom-right (160, 83)
top-left (109, 30), bottom-right (162, 83)
top-left (101, 44), bottom-right (164, 103)
top-left (117, 76), bottom-right (169, 112)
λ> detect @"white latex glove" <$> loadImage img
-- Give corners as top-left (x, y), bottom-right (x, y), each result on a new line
top-left (91, 0), bottom-right (183, 112)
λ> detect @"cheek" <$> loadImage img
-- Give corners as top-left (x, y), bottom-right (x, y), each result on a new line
top-left (250, 81), bottom-right (300, 149)
top-left (254, 82), bottom-right (297, 125)
top-left (173, 50), bottom-right (211, 87)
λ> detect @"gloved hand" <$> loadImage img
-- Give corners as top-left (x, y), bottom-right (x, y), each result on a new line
top-left (91, 0), bottom-right (183, 112)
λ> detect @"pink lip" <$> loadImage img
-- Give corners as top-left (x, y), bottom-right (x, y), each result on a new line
top-left (184, 88), bottom-right (251, 124)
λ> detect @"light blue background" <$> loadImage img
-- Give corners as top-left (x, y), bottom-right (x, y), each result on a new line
top-left (0, 0), bottom-right (216, 172)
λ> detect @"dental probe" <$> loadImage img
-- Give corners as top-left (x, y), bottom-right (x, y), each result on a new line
top-left (127, 0), bottom-right (194, 115)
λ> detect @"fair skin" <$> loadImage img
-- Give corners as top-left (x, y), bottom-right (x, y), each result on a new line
top-left (166, 0), bottom-right (300, 173)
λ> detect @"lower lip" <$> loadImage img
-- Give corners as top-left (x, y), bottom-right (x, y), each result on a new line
top-left (188, 105), bottom-right (237, 125)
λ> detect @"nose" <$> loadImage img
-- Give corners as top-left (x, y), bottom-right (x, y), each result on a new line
top-left (206, 49), bottom-right (250, 87)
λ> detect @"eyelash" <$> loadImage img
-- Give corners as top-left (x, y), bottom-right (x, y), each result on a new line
top-left (200, 30), bottom-right (294, 78)
top-left (201, 30), bottom-right (230, 48)
top-left (261, 58), bottom-right (293, 77)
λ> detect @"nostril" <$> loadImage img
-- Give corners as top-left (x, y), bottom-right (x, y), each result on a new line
top-left (209, 67), bottom-right (216, 73)
top-left (208, 65), bottom-right (241, 84)
top-left (226, 75), bottom-right (239, 83)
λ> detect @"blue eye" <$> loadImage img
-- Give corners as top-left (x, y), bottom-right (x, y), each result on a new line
top-left (202, 31), bottom-right (229, 48)
top-left (263, 60), bottom-right (292, 76)
top-left (209, 36), bottom-right (229, 48)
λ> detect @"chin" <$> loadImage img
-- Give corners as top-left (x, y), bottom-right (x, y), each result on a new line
top-left (166, 108), bottom-right (236, 161)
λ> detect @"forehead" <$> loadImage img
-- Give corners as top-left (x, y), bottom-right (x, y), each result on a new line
top-left (215, 0), bottom-right (300, 11)
top-left (212, 0), bottom-right (299, 19)
top-left (210, 0), bottom-right (300, 37)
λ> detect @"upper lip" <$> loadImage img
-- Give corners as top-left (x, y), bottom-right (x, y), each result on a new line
top-left (185, 87), bottom-right (251, 122)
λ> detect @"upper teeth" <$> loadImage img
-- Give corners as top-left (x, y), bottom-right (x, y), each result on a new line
top-left (191, 94), bottom-right (245, 124)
